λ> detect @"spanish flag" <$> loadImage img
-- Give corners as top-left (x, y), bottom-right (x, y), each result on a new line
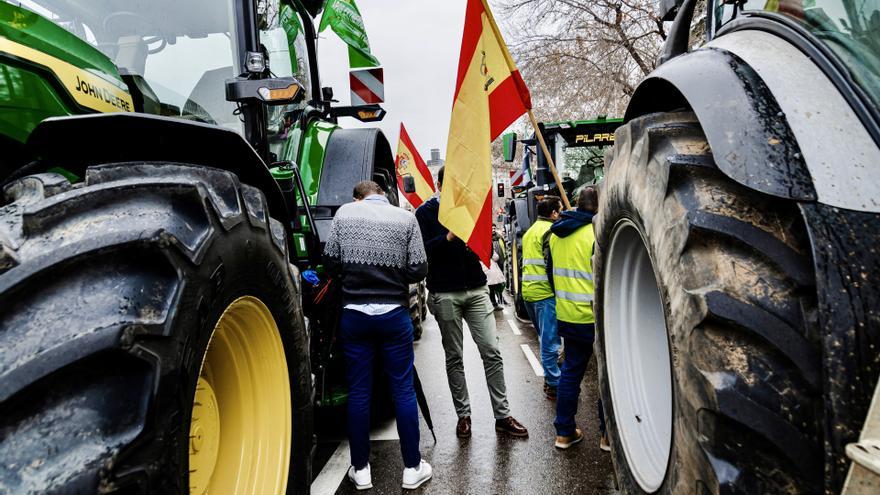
top-left (395, 123), bottom-right (435, 208)
top-left (440, 0), bottom-right (532, 264)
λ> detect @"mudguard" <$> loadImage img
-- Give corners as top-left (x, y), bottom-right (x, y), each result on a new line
top-left (627, 31), bottom-right (880, 214)
top-left (316, 128), bottom-right (395, 208)
top-left (625, 47), bottom-right (817, 202)
top-left (311, 128), bottom-right (395, 242)
top-left (19, 113), bottom-right (294, 235)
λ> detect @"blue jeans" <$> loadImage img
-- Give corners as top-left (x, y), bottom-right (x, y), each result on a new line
top-left (340, 307), bottom-right (421, 469)
top-left (554, 320), bottom-right (604, 437)
top-left (524, 297), bottom-right (561, 387)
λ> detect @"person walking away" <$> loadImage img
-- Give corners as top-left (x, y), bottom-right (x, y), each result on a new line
top-left (324, 180), bottom-right (433, 490)
top-left (546, 187), bottom-right (606, 449)
top-left (493, 227), bottom-right (508, 282)
top-left (521, 196), bottom-right (563, 399)
top-left (484, 236), bottom-right (506, 311)
top-left (416, 166), bottom-right (528, 439)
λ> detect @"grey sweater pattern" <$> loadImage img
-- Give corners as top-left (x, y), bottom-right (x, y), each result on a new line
top-left (324, 196), bottom-right (428, 306)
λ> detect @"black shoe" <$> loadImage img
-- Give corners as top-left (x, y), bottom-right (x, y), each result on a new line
top-left (544, 383), bottom-right (558, 400)
top-left (456, 416), bottom-right (472, 438)
top-left (495, 416), bottom-right (529, 437)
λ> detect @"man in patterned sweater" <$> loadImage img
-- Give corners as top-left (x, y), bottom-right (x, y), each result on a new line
top-left (324, 180), bottom-right (433, 491)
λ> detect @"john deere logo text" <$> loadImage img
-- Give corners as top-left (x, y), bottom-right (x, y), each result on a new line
top-left (575, 133), bottom-right (615, 144)
top-left (75, 75), bottom-right (132, 112)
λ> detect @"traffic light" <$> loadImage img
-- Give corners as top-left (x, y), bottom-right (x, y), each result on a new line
top-left (497, 182), bottom-right (505, 197)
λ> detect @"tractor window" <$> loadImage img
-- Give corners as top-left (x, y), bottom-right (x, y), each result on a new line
top-left (555, 138), bottom-right (609, 188)
top-left (259, 0), bottom-right (312, 161)
top-left (11, 0), bottom-right (243, 131)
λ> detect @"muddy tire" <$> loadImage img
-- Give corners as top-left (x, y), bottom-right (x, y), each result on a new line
top-left (0, 164), bottom-right (313, 493)
top-left (594, 112), bottom-right (821, 494)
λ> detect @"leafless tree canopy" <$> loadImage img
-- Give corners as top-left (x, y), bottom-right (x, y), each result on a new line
top-left (500, 0), bottom-right (667, 120)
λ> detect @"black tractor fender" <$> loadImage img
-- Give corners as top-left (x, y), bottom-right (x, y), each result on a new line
top-left (312, 127), bottom-right (396, 241)
top-left (20, 113), bottom-right (294, 236)
top-left (316, 127), bottom-right (396, 208)
top-left (624, 46), bottom-right (817, 202)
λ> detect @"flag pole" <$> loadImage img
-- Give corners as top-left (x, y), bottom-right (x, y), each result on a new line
top-left (527, 109), bottom-right (572, 210)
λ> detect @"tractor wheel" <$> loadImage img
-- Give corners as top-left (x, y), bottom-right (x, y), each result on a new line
top-left (514, 292), bottom-right (530, 324)
top-left (0, 164), bottom-right (313, 494)
top-left (410, 283), bottom-right (424, 342)
top-left (594, 112), bottom-right (822, 494)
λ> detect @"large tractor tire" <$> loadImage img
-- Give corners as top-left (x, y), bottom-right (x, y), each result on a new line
top-left (594, 112), bottom-right (822, 494)
top-left (0, 163), bottom-right (313, 494)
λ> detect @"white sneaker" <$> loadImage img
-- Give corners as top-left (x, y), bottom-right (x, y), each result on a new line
top-left (401, 459), bottom-right (433, 490)
top-left (348, 463), bottom-right (372, 490)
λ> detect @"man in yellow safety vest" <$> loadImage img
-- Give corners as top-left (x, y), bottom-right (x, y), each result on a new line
top-left (546, 187), bottom-right (606, 450)
top-left (521, 196), bottom-right (563, 399)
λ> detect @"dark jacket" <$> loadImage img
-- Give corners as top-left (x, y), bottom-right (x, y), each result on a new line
top-left (415, 197), bottom-right (487, 293)
top-left (323, 195), bottom-right (428, 306)
top-left (543, 209), bottom-right (595, 289)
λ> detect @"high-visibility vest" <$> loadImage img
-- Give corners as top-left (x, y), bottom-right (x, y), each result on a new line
top-left (521, 219), bottom-right (554, 302)
top-left (549, 224), bottom-right (596, 324)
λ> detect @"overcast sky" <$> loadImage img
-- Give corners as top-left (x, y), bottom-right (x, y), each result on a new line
top-left (319, 0), bottom-right (499, 160)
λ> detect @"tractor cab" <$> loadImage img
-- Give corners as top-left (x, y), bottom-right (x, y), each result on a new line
top-left (3, 1), bottom-right (314, 139)
top-left (502, 117), bottom-right (623, 229)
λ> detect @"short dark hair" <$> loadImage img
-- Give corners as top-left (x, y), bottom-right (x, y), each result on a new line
top-left (537, 195), bottom-right (562, 218)
top-left (437, 166), bottom-right (444, 186)
top-left (353, 180), bottom-right (384, 200)
top-left (577, 187), bottom-right (598, 212)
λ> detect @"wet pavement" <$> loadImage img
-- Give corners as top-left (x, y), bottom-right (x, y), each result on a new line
top-left (311, 302), bottom-right (616, 494)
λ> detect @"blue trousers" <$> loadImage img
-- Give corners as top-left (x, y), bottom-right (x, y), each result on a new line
top-left (524, 297), bottom-right (561, 387)
top-left (340, 307), bottom-right (421, 469)
top-left (554, 320), bottom-right (605, 437)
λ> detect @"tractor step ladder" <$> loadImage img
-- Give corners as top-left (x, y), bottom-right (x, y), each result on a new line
top-left (842, 379), bottom-right (880, 493)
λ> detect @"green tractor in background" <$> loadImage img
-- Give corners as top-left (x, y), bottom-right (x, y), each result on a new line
top-left (0, 0), bottom-right (411, 493)
top-left (499, 117), bottom-right (622, 322)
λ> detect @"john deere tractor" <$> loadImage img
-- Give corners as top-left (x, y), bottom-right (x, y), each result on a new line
top-left (0, 0), bottom-right (404, 493)
top-left (593, 0), bottom-right (880, 493)
top-left (500, 117), bottom-right (623, 321)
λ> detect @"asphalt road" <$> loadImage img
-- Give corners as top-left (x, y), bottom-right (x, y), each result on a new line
top-left (311, 301), bottom-right (616, 494)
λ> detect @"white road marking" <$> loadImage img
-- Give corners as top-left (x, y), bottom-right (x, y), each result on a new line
top-left (311, 440), bottom-right (350, 494)
top-left (520, 344), bottom-right (545, 377)
top-left (310, 420), bottom-right (399, 492)
top-left (506, 318), bottom-right (522, 336)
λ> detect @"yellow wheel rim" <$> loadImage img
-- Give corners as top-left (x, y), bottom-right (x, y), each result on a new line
top-left (189, 296), bottom-right (292, 495)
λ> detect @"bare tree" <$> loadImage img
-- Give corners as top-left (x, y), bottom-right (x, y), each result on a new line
top-left (499, 0), bottom-right (667, 120)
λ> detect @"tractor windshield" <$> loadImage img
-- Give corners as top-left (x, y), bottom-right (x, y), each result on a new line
top-left (10, 0), bottom-right (242, 130)
top-left (714, 0), bottom-right (880, 110)
top-left (556, 139), bottom-right (608, 188)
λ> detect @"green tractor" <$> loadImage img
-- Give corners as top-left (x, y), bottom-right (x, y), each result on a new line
top-left (0, 0), bottom-right (409, 493)
top-left (594, 0), bottom-right (880, 493)
top-left (499, 117), bottom-right (623, 321)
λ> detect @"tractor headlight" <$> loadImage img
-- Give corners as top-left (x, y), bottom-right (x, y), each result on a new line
top-left (245, 51), bottom-right (267, 73)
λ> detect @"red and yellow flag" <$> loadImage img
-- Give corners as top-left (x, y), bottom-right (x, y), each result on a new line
top-left (440, 0), bottom-right (532, 264)
top-left (395, 123), bottom-right (435, 208)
